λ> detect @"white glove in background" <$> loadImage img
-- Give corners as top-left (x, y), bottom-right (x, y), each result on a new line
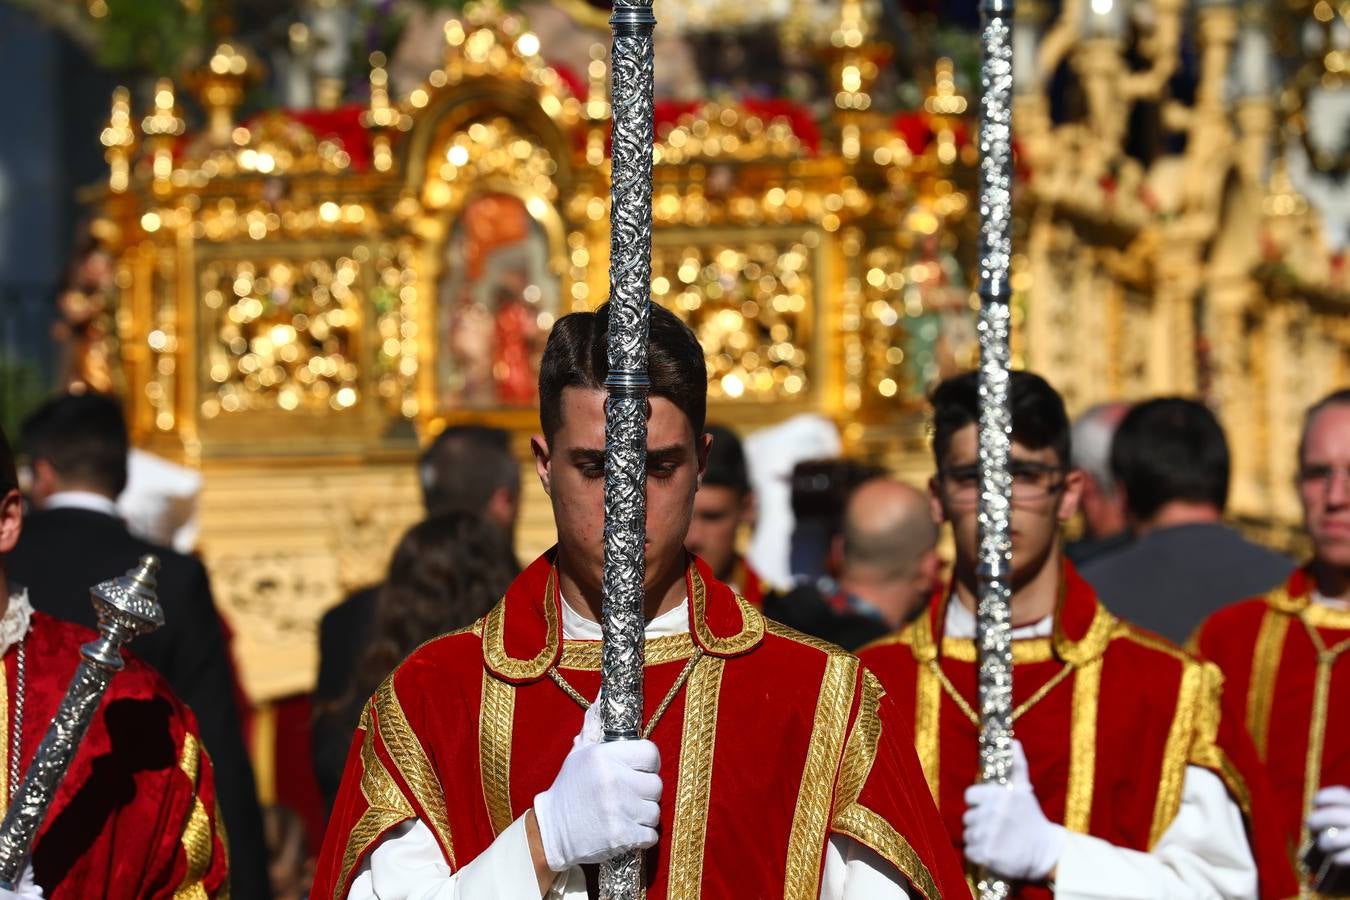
top-left (0, 864), bottom-right (43, 900)
top-left (963, 740), bottom-right (1066, 882)
top-left (533, 703), bottom-right (663, 871)
top-left (1309, 785), bottom-right (1350, 865)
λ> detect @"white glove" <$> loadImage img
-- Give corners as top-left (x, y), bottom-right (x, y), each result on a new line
top-left (533, 703), bottom-right (663, 871)
top-left (1308, 786), bottom-right (1350, 866)
top-left (0, 864), bottom-right (43, 900)
top-left (962, 740), bottom-right (1066, 882)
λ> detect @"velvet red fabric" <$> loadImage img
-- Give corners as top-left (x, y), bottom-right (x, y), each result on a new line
top-left (859, 562), bottom-right (1297, 900)
top-left (312, 550), bottom-right (969, 900)
top-left (1195, 567), bottom-right (1350, 878)
top-left (18, 611), bottom-right (228, 898)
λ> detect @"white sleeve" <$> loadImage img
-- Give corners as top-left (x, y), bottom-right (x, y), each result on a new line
top-left (1053, 766), bottom-right (1258, 900)
top-left (820, 835), bottom-right (920, 899)
top-left (345, 815), bottom-right (586, 900)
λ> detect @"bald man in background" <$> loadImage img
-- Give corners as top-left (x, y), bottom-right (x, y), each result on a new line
top-left (764, 477), bottom-right (940, 649)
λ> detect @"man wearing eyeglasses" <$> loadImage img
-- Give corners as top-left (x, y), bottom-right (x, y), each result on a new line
top-left (859, 370), bottom-right (1295, 899)
top-left (1194, 388), bottom-right (1350, 891)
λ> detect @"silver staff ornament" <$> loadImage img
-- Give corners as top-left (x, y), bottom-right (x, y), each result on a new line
top-left (599, 0), bottom-right (657, 897)
top-left (0, 556), bottom-right (165, 889)
top-left (973, 0), bottom-right (1017, 898)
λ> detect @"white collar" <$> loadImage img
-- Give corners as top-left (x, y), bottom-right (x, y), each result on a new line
top-left (1312, 590), bottom-right (1350, 611)
top-left (560, 593), bottom-right (691, 641)
top-left (0, 589), bottom-right (34, 657)
top-left (946, 594), bottom-right (1054, 640)
top-left (44, 491), bottom-right (121, 518)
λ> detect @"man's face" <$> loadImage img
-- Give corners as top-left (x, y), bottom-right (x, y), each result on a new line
top-left (685, 485), bottom-right (750, 582)
top-left (532, 388), bottom-right (710, 602)
top-left (1298, 404), bottom-right (1350, 567)
top-left (930, 424), bottom-right (1081, 591)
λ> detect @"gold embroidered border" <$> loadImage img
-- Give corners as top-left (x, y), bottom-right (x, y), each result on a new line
top-left (784, 653), bottom-right (859, 900)
top-left (1055, 604), bottom-right (1118, 667)
top-left (1247, 608), bottom-right (1289, 761)
top-left (173, 733), bottom-right (213, 900)
top-left (692, 566), bottom-right (764, 655)
top-left (1303, 642), bottom-right (1337, 856)
top-left (482, 570), bottom-right (559, 681)
top-left (834, 671), bottom-right (884, 817)
top-left (478, 671), bottom-right (516, 836)
top-left (667, 656), bottom-right (725, 900)
top-left (374, 680), bottom-right (456, 868)
top-left (765, 619), bottom-right (844, 655)
top-left (833, 803), bottom-right (942, 900)
top-left (938, 638), bottom-right (1054, 664)
top-left (0, 657), bottom-right (9, 811)
top-left (1149, 661), bottom-right (1203, 847)
top-left (915, 654), bottom-right (941, 800)
top-left (1063, 659), bottom-right (1101, 834)
top-left (335, 710), bottom-right (415, 900)
top-left (558, 633), bottom-right (696, 670)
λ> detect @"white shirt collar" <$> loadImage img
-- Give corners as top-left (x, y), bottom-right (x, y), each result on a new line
top-left (1312, 590), bottom-right (1350, 610)
top-left (945, 593), bottom-right (1054, 640)
top-left (44, 491), bottom-right (121, 518)
top-left (0, 588), bottom-right (34, 656)
top-left (560, 593), bottom-right (691, 641)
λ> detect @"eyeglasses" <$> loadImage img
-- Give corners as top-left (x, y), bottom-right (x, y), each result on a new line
top-left (938, 461), bottom-right (1067, 506)
top-left (1298, 464), bottom-right (1350, 490)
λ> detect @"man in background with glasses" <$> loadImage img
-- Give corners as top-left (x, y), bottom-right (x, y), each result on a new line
top-left (1081, 398), bottom-right (1292, 645)
top-left (860, 370), bottom-right (1295, 899)
top-left (1195, 389), bottom-right (1350, 892)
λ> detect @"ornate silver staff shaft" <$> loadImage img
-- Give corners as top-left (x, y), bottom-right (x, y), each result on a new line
top-left (0, 556), bottom-right (164, 889)
top-left (598, 1), bottom-right (655, 897)
top-left (973, 0), bottom-right (1016, 898)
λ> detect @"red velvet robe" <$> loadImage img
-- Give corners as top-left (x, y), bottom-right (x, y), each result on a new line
top-left (312, 551), bottom-right (970, 900)
top-left (1194, 566), bottom-right (1350, 889)
top-left (730, 555), bottom-right (765, 609)
top-left (17, 611), bottom-right (229, 898)
top-left (859, 562), bottom-right (1297, 900)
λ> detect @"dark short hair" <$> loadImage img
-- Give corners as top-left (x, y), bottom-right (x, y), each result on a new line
top-left (21, 393), bottom-right (129, 497)
top-left (538, 302), bottom-right (707, 441)
top-left (930, 370), bottom-right (1071, 469)
top-left (703, 424), bottom-right (749, 495)
top-left (0, 425), bottom-right (16, 497)
top-left (1299, 388), bottom-right (1350, 465)
top-left (1110, 397), bottom-right (1229, 520)
top-left (419, 425), bottom-right (519, 516)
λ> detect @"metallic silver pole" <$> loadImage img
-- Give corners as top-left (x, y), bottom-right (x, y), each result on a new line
top-left (973, 0), bottom-right (1016, 898)
top-left (598, 1), bottom-right (655, 897)
top-left (0, 556), bottom-right (164, 888)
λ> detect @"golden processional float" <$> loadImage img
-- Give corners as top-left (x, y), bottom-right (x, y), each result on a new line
top-left (79, 0), bottom-right (1350, 720)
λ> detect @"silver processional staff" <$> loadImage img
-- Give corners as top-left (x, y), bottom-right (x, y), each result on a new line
top-left (0, 556), bottom-right (165, 889)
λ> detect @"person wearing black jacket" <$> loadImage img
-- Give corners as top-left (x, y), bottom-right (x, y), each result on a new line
top-left (766, 476), bottom-right (940, 650)
top-left (7, 393), bottom-right (271, 900)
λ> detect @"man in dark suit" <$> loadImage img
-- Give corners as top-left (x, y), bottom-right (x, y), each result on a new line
top-left (311, 424), bottom-right (521, 808)
top-left (7, 393), bottom-right (271, 900)
top-left (1081, 396), bottom-right (1293, 645)
top-left (766, 477), bottom-right (940, 650)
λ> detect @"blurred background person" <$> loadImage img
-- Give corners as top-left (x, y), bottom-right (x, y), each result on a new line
top-left (7, 392), bottom-right (271, 899)
top-left (1082, 396), bottom-right (1293, 644)
top-left (683, 423), bottom-right (763, 605)
top-left (742, 413), bottom-right (842, 589)
top-left (1065, 400), bottom-right (1132, 566)
top-left (312, 422), bottom-right (521, 785)
top-left (313, 510), bottom-right (517, 808)
top-left (785, 456), bottom-right (886, 583)
top-left (766, 476), bottom-right (939, 649)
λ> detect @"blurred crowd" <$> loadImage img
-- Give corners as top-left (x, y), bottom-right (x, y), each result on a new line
top-left (0, 369), bottom-right (1325, 897)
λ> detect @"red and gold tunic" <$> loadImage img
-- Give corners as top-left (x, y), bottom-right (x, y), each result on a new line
top-left (730, 555), bottom-right (765, 608)
top-left (312, 551), bottom-right (969, 900)
top-left (1194, 566), bottom-right (1350, 884)
top-left (16, 611), bottom-right (228, 898)
top-left (859, 562), bottom-right (1295, 900)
